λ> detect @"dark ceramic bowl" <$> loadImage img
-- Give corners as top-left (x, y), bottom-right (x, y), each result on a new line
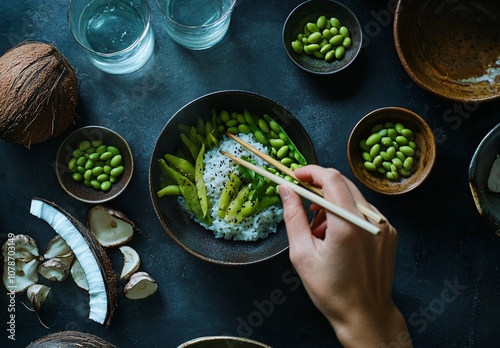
top-left (177, 336), bottom-right (271, 348)
top-left (347, 107), bottom-right (436, 195)
top-left (394, 0), bottom-right (500, 102)
top-left (149, 90), bottom-right (317, 265)
top-left (55, 126), bottom-right (134, 203)
top-left (469, 123), bottom-right (500, 236)
top-left (283, 0), bottom-right (362, 75)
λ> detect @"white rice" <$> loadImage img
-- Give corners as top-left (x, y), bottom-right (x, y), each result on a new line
top-left (178, 133), bottom-right (283, 241)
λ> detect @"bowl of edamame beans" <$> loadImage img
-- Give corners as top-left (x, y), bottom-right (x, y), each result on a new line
top-left (394, 0), bottom-right (500, 103)
top-left (55, 126), bottom-right (134, 203)
top-left (347, 107), bottom-right (436, 195)
top-left (282, 0), bottom-right (362, 75)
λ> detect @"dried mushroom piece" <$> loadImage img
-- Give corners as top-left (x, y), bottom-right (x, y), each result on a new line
top-left (43, 235), bottom-right (72, 259)
top-left (2, 234), bottom-right (40, 262)
top-left (118, 246), bottom-right (141, 282)
top-left (38, 258), bottom-right (69, 282)
top-left (124, 271), bottom-right (158, 300)
top-left (26, 330), bottom-right (116, 348)
top-left (3, 258), bottom-right (40, 293)
top-left (70, 258), bottom-right (89, 292)
top-left (27, 284), bottom-right (51, 312)
top-left (30, 198), bottom-right (117, 326)
top-left (88, 206), bottom-right (135, 248)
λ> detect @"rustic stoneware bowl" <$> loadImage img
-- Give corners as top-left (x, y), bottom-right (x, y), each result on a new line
top-left (177, 336), bottom-right (271, 348)
top-left (149, 90), bottom-right (317, 265)
top-left (469, 123), bottom-right (500, 236)
top-left (56, 126), bottom-right (134, 203)
top-left (283, 0), bottom-right (362, 75)
top-left (347, 107), bottom-right (436, 195)
top-left (394, 0), bottom-right (500, 102)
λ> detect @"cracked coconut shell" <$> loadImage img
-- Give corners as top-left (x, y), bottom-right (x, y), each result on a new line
top-left (0, 41), bottom-right (78, 146)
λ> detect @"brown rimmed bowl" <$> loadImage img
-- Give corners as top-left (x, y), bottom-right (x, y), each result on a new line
top-left (394, 0), bottom-right (500, 102)
top-left (177, 336), bottom-right (271, 348)
top-left (347, 107), bottom-right (436, 195)
top-left (149, 90), bottom-right (317, 265)
top-left (55, 126), bottom-right (134, 204)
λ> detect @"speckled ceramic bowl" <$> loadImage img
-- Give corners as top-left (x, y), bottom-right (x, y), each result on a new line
top-left (177, 336), bottom-right (271, 348)
top-left (283, 0), bottom-right (362, 75)
top-left (347, 107), bottom-right (436, 195)
top-left (149, 90), bottom-right (317, 265)
top-left (56, 126), bottom-right (134, 203)
top-left (394, 0), bottom-right (500, 102)
top-left (469, 123), bottom-right (500, 236)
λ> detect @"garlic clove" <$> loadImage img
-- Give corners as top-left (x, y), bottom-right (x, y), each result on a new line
top-left (123, 271), bottom-right (158, 300)
top-left (118, 246), bottom-right (141, 282)
top-left (88, 206), bottom-right (135, 248)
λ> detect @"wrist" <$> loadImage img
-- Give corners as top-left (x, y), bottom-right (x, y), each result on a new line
top-left (328, 303), bottom-right (412, 348)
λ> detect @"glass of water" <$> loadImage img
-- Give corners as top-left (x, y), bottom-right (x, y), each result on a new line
top-left (68, 0), bottom-right (155, 74)
top-left (156, 0), bottom-right (237, 50)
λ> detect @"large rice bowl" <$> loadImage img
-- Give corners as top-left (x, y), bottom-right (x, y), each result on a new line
top-left (178, 133), bottom-right (284, 241)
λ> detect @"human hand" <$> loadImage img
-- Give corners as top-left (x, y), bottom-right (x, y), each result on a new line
top-left (278, 165), bottom-right (411, 347)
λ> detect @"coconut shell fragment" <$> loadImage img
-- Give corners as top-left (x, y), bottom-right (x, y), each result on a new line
top-left (27, 331), bottom-right (116, 348)
top-left (0, 41), bottom-right (78, 146)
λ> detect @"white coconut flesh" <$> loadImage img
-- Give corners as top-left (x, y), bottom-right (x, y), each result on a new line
top-left (30, 199), bottom-right (108, 325)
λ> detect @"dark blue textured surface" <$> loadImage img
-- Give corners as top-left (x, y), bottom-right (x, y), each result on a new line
top-left (1, 0), bottom-right (499, 347)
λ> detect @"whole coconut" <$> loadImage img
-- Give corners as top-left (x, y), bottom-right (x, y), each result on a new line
top-left (0, 41), bottom-right (78, 146)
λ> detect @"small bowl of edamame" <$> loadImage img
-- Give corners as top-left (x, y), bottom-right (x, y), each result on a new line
top-left (55, 125), bottom-right (134, 204)
top-left (282, 0), bottom-right (362, 75)
top-left (347, 107), bottom-right (436, 195)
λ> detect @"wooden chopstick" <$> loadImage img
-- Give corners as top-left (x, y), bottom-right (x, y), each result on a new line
top-left (221, 151), bottom-right (381, 235)
top-left (225, 132), bottom-right (386, 224)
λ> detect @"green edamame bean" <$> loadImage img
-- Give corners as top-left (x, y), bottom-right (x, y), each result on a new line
top-left (73, 149), bottom-right (84, 158)
top-left (388, 128), bottom-right (397, 140)
top-left (392, 157), bottom-right (403, 168)
top-left (110, 155), bottom-right (122, 167)
top-left (396, 151), bottom-right (406, 162)
top-left (330, 27), bottom-right (339, 36)
top-left (308, 32), bottom-right (322, 44)
top-left (325, 50), bottom-right (335, 61)
top-left (107, 146), bottom-right (120, 156)
top-left (316, 15), bottom-right (327, 29)
top-left (369, 144), bottom-right (380, 158)
top-left (395, 135), bottom-right (408, 145)
top-left (378, 128), bottom-right (388, 137)
top-left (399, 146), bottom-right (415, 156)
top-left (109, 166), bottom-right (125, 178)
top-left (84, 159), bottom-right (94, 170)
top-left (79, 140), bottom-right (91, 151)
top-left (342, 37), bottom-right (352, 48)
top-left (77, 166), bottom-right (85, 174)
top-left (68, 158), bottom-right (77, 172)
top-left (238, 124), bottom-right (251, 134)
top-left (72, 172), bottom-right (83, 181)
top-left (96, 144), bottom-right (107, 154)
top-left (364, 162), bottom-right (377, 171)
top-left (91, 140), bottom-right (103, 148)
top-left (90, 180), bottom-right (101, 189)
top-left (381, 137), bottom-right (392, 146)
top-left (270, 138), bottom-right (285, 149)
top-left (403, 157), bottom-right (413, 170)
top-left (366, 133), bottom-right (381, 147)
top-left (103, 165), bottom-right (112, 174)
top-left (97, 174), bottom-right (109, 182)
top-left (386, 146), bottom-right (396, 159)
top-left (386, 172), bottom-right (397, 180)
top-left (100, 151), bottom-right (113, 161)
top-left (92, 166), bottom-right (104, 176)
top-left (220, 110), bottom-right (230, 123)
top-left (84, 169), bottom-right (92, 181)
top-left (320, 43), bottom-right (332, 54)
top-left (382, 161), bottom-right (392, 171)
top-left (329, 34), bottom-right (344, 46)
top-left (398, 168), bottom-right (411, 177)
top-left (313, 51), bottom-right (325, 59)
top-left (330, 17), bottom-right (341, 29)
top-left (373, 155), bottom-right (383, 167)
top-left (323, 29), bottom-right (333, 40)
top-left (362, 151), bottom-right (372, 162)
top-left (101, 181), bottom-right (112, 191)
top-left (227, 126), bottom-right (239, 134)
top-left (306, 22), bottom-right (320, 33)
top-left (257, 119), bottom-right (270, 133)
top-left (89, 152), bottom-right (100, 161)
top-left (371, 124), bottom-right (383, 133)
top-left (292, 41), bottom-right (303, 54)
top-left (359, 139), bottom-right (370, 151)
top-left (236, 113), bottom-right (246, 124)
top-left (339, 26), bottom-right (349, 38)
top-left (395, 122), bottom-right (404, 134)
top-left (225, 119), bottom-right (239, 127)
top-left (76, 156), bottom-right (87, 166)
top-left (409, 141), bottom-right (417, 149)
top-left (402, 128), bottom-right (414, 139)
top-left (277, 145), bottom-right (289, 159)
top-left (280, 157), bottom-right (294, 167)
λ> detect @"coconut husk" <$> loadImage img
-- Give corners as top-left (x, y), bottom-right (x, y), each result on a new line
top-left (0, 41), bottom-right (78, 146)
top-left (26, 331), bottom-right (116, 348)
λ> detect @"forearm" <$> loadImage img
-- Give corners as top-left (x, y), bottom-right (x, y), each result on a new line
top-left (329, 305), bottom-right (412, 348)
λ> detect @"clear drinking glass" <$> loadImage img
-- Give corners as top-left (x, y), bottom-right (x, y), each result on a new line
top-left (156, 0), bottom-right (236, 50)
top-left (68, 0), bottom-right (155, 74)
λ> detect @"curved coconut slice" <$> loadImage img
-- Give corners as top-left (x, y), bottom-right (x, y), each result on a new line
top-left (26, 330), bottom-right (116, 348)
top-left (118, 246), bottom-right (141, 282)
top-left (88, 206), bottom-right (135, 248)
top-left (123, 271), bottom-right (158, 300)
top-left (3, 258), bottom-right (39, 293)
top-left (27, 284), bottom-right (51, 312)
top-left (30, 198), bottom-right (116, 326)
top-left (1, 234), bottom-right (39, 262)
top-left (38, 258), bottom-right (69, 282)
top-left (71, 258), bottom-right (89, 292)
top-left (43, 235), bottom-right (72, 259)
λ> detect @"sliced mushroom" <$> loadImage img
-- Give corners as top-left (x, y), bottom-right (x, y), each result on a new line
top-left (30, 198), bottom-right (117, 326)
top-left (88, 206), bottom-right (135, 248)
top-left (38, 258), bottom-right (69, 282)
top-left (70, 258), bottom-right (89, 292)
top-left (1, 234), bottom-right (40, 262)
top-left (123, 271), bottom-right (158, 300)
top-left (43, 235), bottom-right (72, 260)
top-left (27, 284), bottom-right (51, 312)
top-left (118, 246), bottom-right (141, 282)
top-left (3, 258), bottom-right (39, 293)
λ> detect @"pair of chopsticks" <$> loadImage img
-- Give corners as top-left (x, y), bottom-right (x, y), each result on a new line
top-left (222, 132), bottom-right (384, 235)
